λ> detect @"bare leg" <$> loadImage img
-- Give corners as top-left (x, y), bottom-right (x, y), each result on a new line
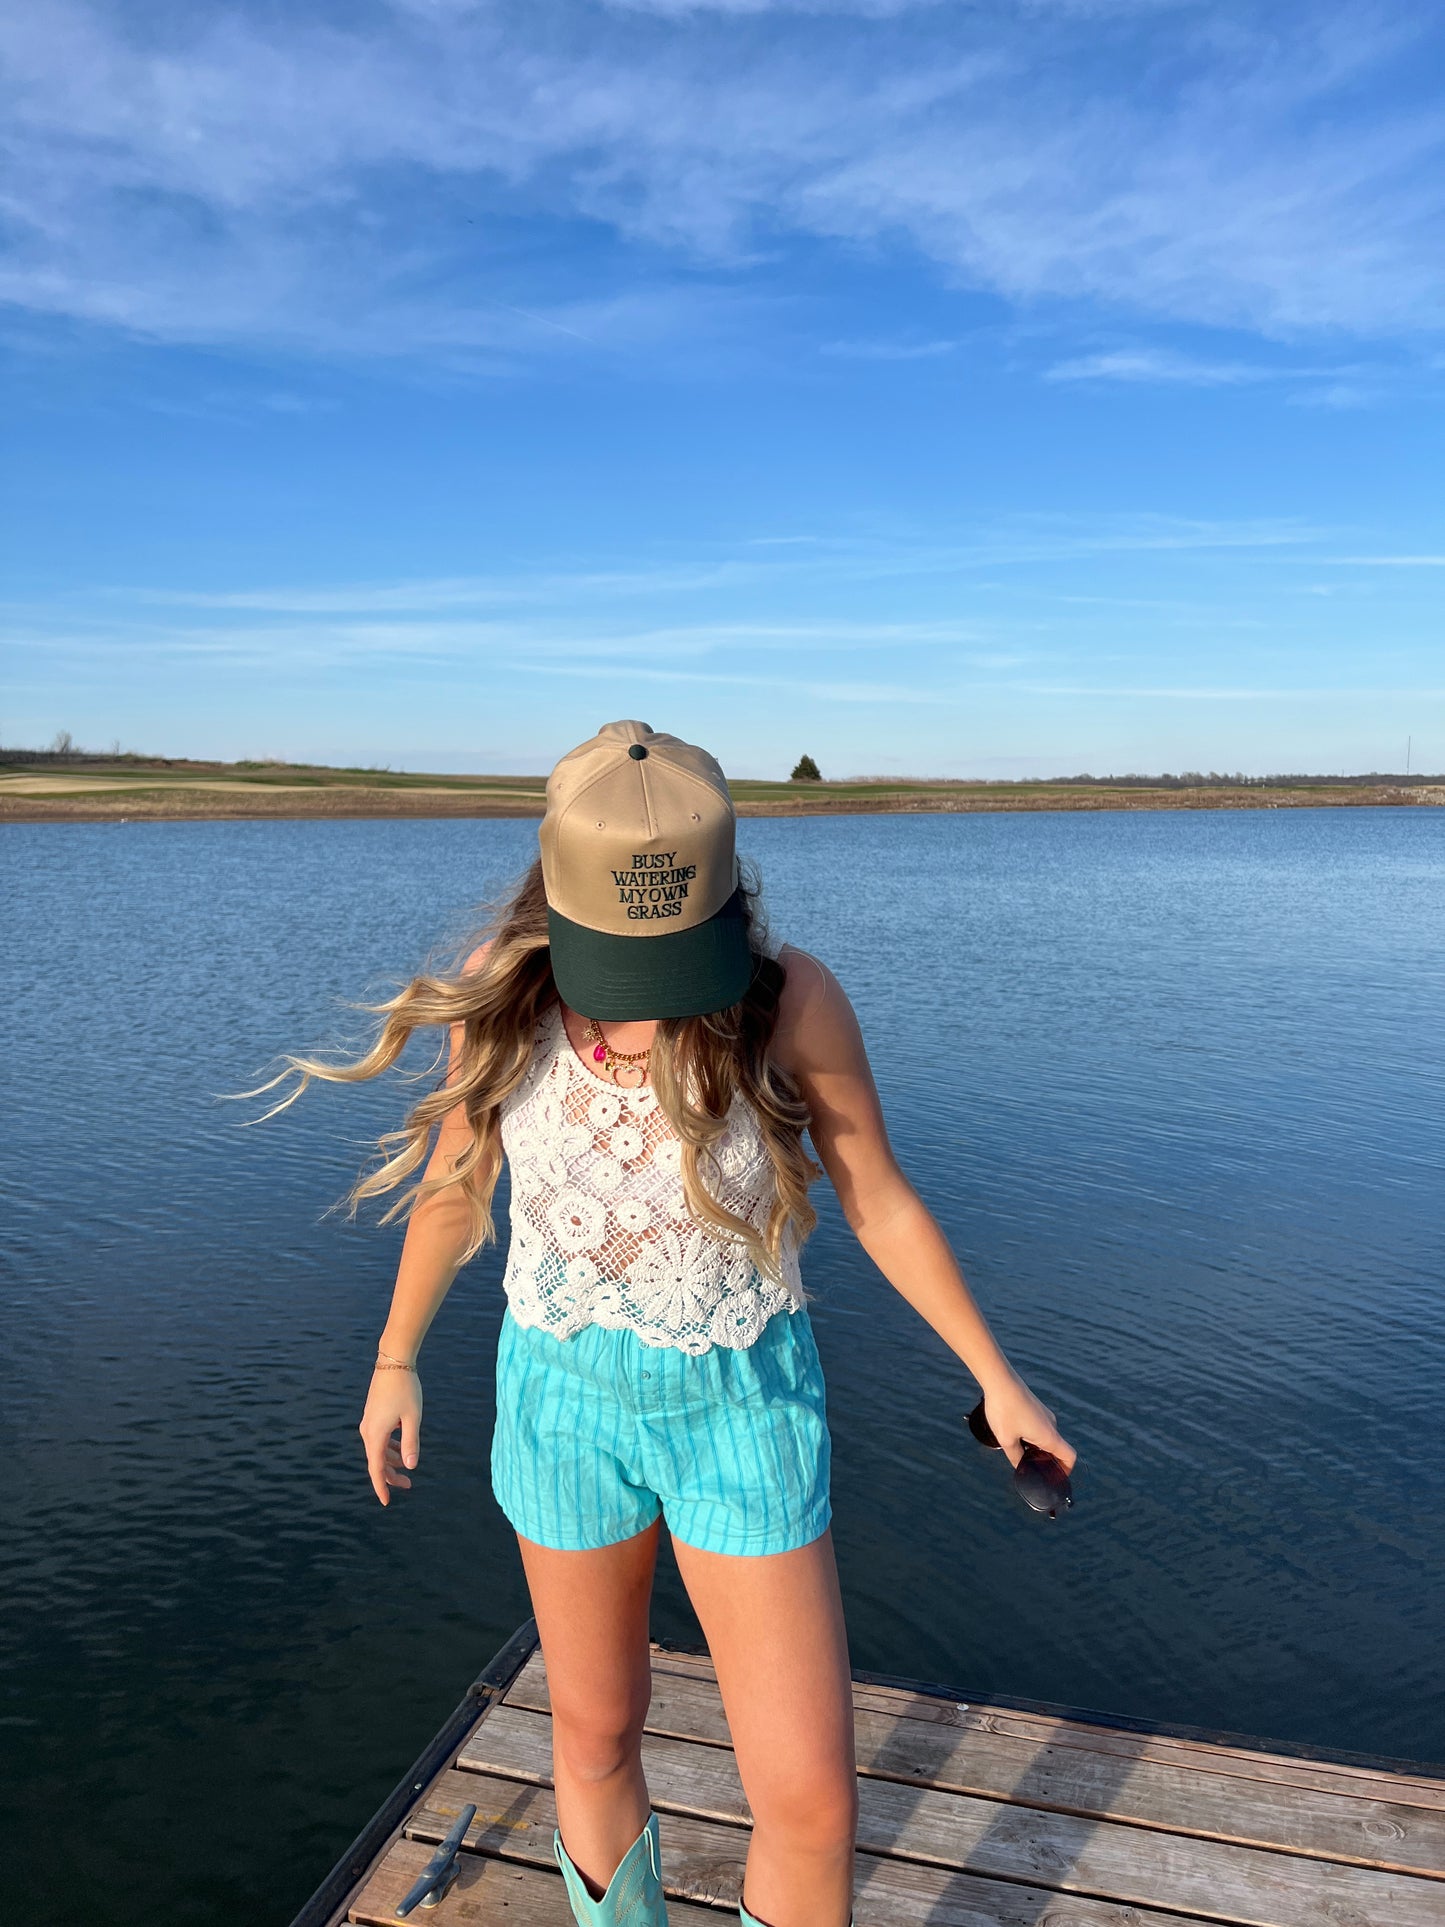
top-left (517, 1522), bottom-right (660, 1897)
top-left (673, 1529), bottom-right (856, 1927)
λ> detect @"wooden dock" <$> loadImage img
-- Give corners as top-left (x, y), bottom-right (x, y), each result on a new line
top-left (293, 1620), bottom-right (1445, 1926)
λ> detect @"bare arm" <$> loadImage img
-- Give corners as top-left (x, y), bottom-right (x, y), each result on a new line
top-left (776, 948), bottom-right (1076, 1472)
top-left (358, 946), bottom-right (487, 1505)
top-left (373, 1087), bottom-right (476, 1366)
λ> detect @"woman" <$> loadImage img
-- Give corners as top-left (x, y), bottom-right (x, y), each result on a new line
top-left (273, 720), bottom-right (1076, 1927)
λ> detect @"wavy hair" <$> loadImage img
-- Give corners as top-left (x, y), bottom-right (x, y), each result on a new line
top-left (245, 859), bottom-right (818, 1281)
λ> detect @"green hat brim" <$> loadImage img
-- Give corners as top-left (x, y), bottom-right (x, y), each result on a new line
top-left (547, 888), bottom-right (754, 1021)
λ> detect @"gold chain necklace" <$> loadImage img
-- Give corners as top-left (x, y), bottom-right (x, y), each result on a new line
top-left (582, 1017), bottom-right (651, 1089)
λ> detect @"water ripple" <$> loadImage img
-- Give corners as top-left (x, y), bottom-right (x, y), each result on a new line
top-left (2, 809), bottom-right (1442, 1925)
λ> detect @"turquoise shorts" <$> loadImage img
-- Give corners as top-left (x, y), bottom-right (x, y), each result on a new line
top-left (491, 1304), bottom-right (832, 1557)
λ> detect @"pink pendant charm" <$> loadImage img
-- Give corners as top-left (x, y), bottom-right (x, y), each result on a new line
top-left (593, 1044), bottom-right (608, 1063)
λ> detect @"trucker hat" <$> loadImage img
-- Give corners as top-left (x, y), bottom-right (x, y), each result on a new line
top-left (539, 719), bottom-right (752, 1021)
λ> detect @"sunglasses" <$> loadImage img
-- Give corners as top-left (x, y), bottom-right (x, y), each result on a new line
top-left (967, 1397), bottom-right (1075, 1518)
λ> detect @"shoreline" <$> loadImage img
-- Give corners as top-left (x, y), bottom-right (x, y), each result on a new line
top-left (3, 782), bottom-right (1442, 823)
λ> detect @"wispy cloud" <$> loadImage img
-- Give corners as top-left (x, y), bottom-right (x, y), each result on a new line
top-left (120, 565), bottom-right (761, 615)
top-left (1048, 349), bottom-right (1290, 386)
top-left (97, 513), bottom-right (1323, 622)
top-left (0, 511), bottom-right (1368, 693)
top-left (1044, 347), bottom-right (1401, 397)
top-left (521, 660), bottom-right (945, 704)
top-left (1019, 683), bottom-right (1445, 700)
top-left (821, 337), bottom-right (959, 359)
top-left (4, 608), bottom-right (1013, 681)
top-left (601, 2), bottom-right (951, 15)
top-left (1287, 381), bottom-right (1380, 410)
top-left (2, 1), bottom-right (1443, 364)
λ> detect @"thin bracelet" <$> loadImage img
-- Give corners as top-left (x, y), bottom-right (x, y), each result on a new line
top-left (375, 1346), bottom-right (417, 1372)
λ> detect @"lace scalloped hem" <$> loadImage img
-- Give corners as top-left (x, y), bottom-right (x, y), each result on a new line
top-left (500, 1274), bottom-right (804, 1356)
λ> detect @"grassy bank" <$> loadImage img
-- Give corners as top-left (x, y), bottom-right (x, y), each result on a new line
top-left (2, 756), bottom-right (1443, 822)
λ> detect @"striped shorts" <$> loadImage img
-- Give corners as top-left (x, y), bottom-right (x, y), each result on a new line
top-left (491, 1304), bottom-right (832, 1557)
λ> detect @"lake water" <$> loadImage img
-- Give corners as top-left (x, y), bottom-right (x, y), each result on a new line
top-left (3, 808), bottom-right (1443, 1926)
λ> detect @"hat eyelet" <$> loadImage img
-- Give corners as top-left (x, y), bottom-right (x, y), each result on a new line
top-left (596, 819), bottom-right (606, 828)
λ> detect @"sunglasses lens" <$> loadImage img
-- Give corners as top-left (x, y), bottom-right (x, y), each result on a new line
top-left (966, 1397), bottom-right (1001, 1449)
top-left (1014, 1447), bottom-right (1073, 1518)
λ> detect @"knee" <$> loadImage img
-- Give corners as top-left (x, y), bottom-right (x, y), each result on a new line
top-left (749, 1767), bottom-right (858, 1859)
top-left (550, 1687), bottom-right (648, 1787)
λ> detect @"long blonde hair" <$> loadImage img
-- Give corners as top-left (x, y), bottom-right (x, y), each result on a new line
top-left (249, 859), bottom-right (818, 1281)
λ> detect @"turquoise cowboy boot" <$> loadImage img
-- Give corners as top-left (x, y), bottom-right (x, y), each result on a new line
top-left (739, 1904), bottom-right (854, 1927)
top-left (554, 1811), bottom-right (667, 1924)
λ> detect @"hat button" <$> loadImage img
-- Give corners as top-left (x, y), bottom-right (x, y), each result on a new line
top-left (628, 744), bottom-right (648, 760)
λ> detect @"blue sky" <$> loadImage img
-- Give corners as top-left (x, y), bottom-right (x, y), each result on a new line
top-left (3, 0), bottom-right (1444, 778)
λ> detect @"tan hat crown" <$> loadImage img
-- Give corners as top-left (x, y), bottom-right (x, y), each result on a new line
top-left (540, 720), bottom-right (738, 939)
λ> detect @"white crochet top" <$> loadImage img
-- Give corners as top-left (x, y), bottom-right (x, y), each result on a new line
top-left (498, 962), bottom-right (803, 1354)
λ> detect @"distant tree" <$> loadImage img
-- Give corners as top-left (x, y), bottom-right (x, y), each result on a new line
top-left (790, 753), bottom-right (822, 782)
top-left (51, 729), bottom-right (74, 756)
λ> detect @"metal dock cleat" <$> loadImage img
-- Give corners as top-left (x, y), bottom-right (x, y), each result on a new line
top-left (393, 1804), bottom-right (477, 1917)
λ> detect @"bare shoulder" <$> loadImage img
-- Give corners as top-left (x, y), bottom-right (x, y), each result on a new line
top-left (776, 943), bottom-right (834, 1021)
top-left (462, 937), bottom-right (494, 976)
top-left (774, 943), bottom-right (862, 1071)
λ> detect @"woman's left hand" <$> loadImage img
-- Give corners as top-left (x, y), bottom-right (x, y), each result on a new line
top-left (981, 1370), bottom-right (1077, 1472)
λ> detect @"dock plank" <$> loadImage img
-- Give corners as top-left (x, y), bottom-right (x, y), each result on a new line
top-left (413, 1766), bottom-right (1229, 1926)
top-left (502, 1653), bottom-right (1444, 1876)
top-left (645, 1651), bottom-right (1445, 1812)
top-left (460, 1704), bottom-right (1444, 1927)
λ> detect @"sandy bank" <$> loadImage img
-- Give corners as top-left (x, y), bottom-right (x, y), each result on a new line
top-left (2, 779), bottom-right (1441, 823)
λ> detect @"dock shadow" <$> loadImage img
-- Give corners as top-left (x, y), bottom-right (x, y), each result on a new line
top-left (849, 1665), bottom-right (1192, 1927)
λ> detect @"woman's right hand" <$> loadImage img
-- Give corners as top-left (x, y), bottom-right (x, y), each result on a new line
top-left (359, 1369), bottom-right (424, 1506)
